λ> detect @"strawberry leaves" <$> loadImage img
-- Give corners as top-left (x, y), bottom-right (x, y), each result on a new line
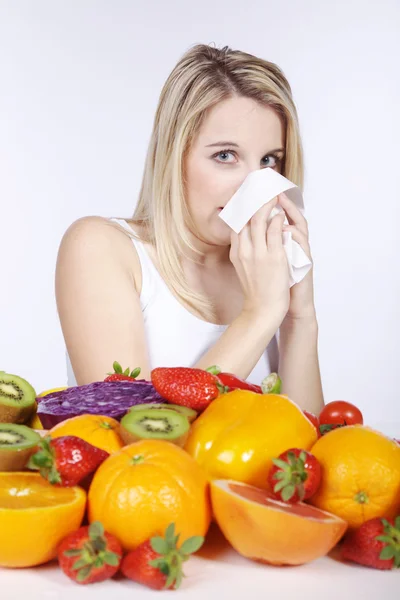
top-left (148, 523), bottom-right (204, 590)
top-left (376, 517), bottom-right (400, 568)
top-left (107, 361), bottom-right (141, 379)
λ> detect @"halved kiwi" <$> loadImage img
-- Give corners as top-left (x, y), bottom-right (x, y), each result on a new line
top-left (0, 372), bottom-right (37, 424)
top-left (128, 402), bottom-right (197, 423)
top-left (0, 424), bottom-right (41, 471)
top-left (120, 408), bottom-right (190, 448)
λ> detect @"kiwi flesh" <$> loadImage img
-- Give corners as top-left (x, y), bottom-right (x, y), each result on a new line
top-left (128, 402), bottom-right (197, 423)
top-left (0, 372), bottom-right (37, 424)
top-left (0, 424), bottom-right (41, 471)
top-left (120, 408), bottom-right (190, 448)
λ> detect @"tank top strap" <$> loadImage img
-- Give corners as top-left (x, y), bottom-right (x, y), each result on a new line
top-left (109, 218), bottom-right (159, 311)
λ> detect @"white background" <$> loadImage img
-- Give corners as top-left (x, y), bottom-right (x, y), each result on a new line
top-left (0, 1), bottom-right (399, 433)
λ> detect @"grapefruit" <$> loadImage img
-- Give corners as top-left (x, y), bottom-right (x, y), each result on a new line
top-left (210, 479), bottom-right (347, 566)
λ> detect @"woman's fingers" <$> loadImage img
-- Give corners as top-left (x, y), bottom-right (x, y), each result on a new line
top-left (283, 225), bottom-right (312, 260)
top-left (250, 196), bottom-right (278, 254)
top-left (267, 212), bottom-right (286, 252)
top-left (278, 193), bottom-right (308, 236)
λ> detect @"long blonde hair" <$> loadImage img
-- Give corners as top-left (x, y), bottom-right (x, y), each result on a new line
top-left (128, 43), bottom-right (304, 321)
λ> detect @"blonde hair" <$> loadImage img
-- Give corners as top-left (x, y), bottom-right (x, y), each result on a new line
top-left (128, 43), bottom-right (304, 321)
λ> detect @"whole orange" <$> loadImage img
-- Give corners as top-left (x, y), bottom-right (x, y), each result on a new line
top-left (88, 439), bottom-right (211, 550)
top-left (0, 472), bottom-right (86, 567)
top-left (50, 414), bottom-right (124, 454)
top-left (309, 425), bottom-right (400, 528)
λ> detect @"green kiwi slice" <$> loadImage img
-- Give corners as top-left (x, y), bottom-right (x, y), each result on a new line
top-left (128, 402), bottom-right (197, 423)
top-left (0, 372), bottom-right (37, 424)
top-left (0, 424), bottom-right (41, 471)
top-left (120, 408), bottom-right (190, 448)
top-left (261, 372), bottom-right (282, 394)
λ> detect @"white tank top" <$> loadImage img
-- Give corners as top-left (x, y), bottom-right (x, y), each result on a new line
top-left (66, 218), bottom-right (279, 386)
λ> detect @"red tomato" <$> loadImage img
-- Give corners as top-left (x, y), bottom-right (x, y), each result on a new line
top-left (319, 400), bottom-right (363, 434)
top-left (267, 448), bottom-right (322, 503)
top-left (303, 410), bottom-right (321, 438)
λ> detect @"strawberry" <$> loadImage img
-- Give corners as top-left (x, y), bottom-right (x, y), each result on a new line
top-left (121, 523), bottom-right (204, 590)
top-left (58, 521), bottom-right (123, 584)
top-left (150, 367), bottom-right (226, 412)
top-left (206, 365), bottom-right (262, 393)
top-left (104, 361), bottom-right (141, 382)
top-left (268, 448), bottom-right (322, 503)
top-left (27, 435), bottom-right (109, 486)
top-left (341, 516), bottom-right (400, 570)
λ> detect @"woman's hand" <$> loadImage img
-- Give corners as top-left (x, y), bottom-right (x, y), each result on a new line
top-left (229, 196), bottom-right (290, 327)
top-left (278, 192), bottom-right (317, 321)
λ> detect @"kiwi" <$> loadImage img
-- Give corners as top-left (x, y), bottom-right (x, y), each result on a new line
top-left (0, 424), bottom-right (40, 471)
top-left (0, 372), bottom-right (37, 424)
top-left (129, 402), bottom-right (198, 423)
top-left (120, 408), bottom-right (190, 448)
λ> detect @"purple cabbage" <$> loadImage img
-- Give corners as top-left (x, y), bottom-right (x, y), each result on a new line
top-left (37, 380), bottom-right (165, 429)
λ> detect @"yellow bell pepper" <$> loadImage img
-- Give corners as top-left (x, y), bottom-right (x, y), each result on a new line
top-left (184, 390), bottom-right (318, 490)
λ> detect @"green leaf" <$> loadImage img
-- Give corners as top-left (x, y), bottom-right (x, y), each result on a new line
top-left (63, 548), bottom-right (82, 557)
top-left (205, 365), bottom-right (221, 375)
top-left (376, 535), bottom-right (395, 544)
top-left (151, 536), bottom-right (170, 555)
top-left (76, 565), bottom-right (92, 582)
top-left (273, 471), bottom-right (286, 480)
top-left (130, 367), bottom-right (141, 378)
top-left (93, 556), bottom-right (103, 568)
top-left (179, 536), bottom-right (204, 555)
top-left (272, 458), bottom-right (290, 470)
top-left (273, 480), bottom-right (287, 493)
top-left (164, 523), bottom-right (176, 547)
top-left (380, 546), bottom-right (395, 561)
top-left (149, 558), bottom-right (170, 575)
top-left (123, 368), bottom-right (130, 375)
top-left (281, 484), bottom-right (296, 502)
top-left (72, 557), bottom-right (90, 570)
top-left (89, 521), bottom-right (104, 539)
top-left (394, 516), bottom-right (400, 530)
top-left (103, 552), bottom-right (120, 567)
top-left (113, 361), bottom-right (122, 374)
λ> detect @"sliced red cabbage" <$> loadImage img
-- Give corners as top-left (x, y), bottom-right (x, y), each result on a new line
top-left (37, 380), bottom-right (165, 429)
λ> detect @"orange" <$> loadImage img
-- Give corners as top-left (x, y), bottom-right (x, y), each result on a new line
top-left (0, 472), bottom-right (86, 567)
top-left (50, 414), bottom-right (124, 454)
top-left (185, 390), bottom-right (317, 489)
top-left (88, 440), bottom-right (211, 550)
top-left (210, 479), bottom-right (347, 565)
top-left (309, 425), bottom-right (400, 528)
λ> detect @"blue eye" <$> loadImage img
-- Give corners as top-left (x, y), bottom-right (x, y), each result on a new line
top-left (213, 149), bottom-right (281, 168)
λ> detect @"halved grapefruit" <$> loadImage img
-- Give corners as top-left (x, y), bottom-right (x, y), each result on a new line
top-left (210, 479), bottom-right (348, 566)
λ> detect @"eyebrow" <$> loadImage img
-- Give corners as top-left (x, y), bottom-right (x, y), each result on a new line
top-left (206, 141), bottom-right (285, 154)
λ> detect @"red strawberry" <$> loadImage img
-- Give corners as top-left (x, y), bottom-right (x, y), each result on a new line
top-left (27, 435), bottom-right (109, 486)
top-left (151, 367), bottom-right (226, 412)
top-left (206, 365), bottom-right (262, 393)
top-left (121, 523), bottom-right (204, 590)
top-left (341, 516), bottom-right (400, 570)
top-left (58, 521), bottom-right (123, 584)
top-left (104, 361), bottom-right (141, 382)
top-left (268, 448), bottom-right (322, 503)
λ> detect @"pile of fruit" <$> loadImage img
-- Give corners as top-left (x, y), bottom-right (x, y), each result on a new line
top-left (0, 364), bottom-right (399, 590)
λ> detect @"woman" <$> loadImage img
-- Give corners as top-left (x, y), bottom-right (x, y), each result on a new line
top-left (56, 43), bottom-right (324, 413)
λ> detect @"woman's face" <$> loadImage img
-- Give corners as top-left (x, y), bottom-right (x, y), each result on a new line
top-left (184, 95), bottom-right (285, 248)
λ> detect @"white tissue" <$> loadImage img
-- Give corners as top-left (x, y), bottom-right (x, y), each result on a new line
top-left (218, 168), bottom-right (312, 287)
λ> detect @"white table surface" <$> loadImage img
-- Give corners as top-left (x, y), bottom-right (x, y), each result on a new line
top-left (2, 420), bottom-right (399, 599)
top-left (1, 522), bottom-right (398, 600)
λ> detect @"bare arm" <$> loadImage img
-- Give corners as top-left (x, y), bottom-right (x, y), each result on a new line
top-left (55, 217), bottom-right (151, 385)
top-left (278, 315), bottom-right (324, 413)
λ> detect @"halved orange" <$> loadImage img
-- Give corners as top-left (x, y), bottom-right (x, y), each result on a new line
top-left (0, 472), bottom-right (86, 567)
top-left (210, 479), bottom-right (347, 566)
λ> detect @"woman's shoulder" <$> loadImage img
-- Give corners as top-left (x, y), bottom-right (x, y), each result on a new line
top-left (58, 216), bottom-right (142, 289)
